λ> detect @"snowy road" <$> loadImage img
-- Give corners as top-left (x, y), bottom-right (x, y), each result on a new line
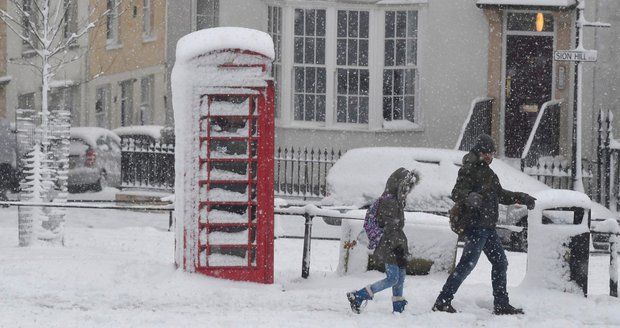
top-left (0, 204), bottom-right (618, 327)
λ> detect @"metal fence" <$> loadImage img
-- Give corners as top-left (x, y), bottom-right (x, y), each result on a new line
top-left (274, 147), bottom-right (341, 199)
top-left (455, 97), bottom-right (493, 152)
top-left (120, 139), bottom-right (342, 199)
top-left (120, 138), bottom-right (175, 190)
top-left (523, 156), bottom-right (595, 195)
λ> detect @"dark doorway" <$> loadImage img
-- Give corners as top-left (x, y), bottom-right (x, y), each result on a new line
top-left (504, 35), bottom-right (555, 158)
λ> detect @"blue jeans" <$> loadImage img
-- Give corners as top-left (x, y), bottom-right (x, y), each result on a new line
top-left (369, 264), bottom-right (406, 297)
top-left (437, 227), bottom-right (509, 307)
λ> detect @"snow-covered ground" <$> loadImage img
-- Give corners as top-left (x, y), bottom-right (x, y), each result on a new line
top-left (0, 196), bottom-right (618, 327)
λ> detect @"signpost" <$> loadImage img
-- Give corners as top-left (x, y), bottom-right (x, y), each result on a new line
top-left (558, 0), bottom-right (610, 193)
top-left (554, 50), bottom-right (598, 62)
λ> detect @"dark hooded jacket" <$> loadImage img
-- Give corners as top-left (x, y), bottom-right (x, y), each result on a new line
top-left (373, 168), bottom-right (412, 267)
top-left (452, 152), bottom-right (525, 228)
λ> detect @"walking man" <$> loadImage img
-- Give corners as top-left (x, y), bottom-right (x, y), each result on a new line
top-left (432, 134), bottom-right (536, 315)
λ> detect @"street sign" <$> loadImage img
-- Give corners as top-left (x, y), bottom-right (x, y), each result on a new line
top-left (554, 50), bottom-right (598, 62)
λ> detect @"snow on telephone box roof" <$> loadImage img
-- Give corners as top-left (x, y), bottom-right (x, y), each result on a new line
top-left (175, 27), bottom-right (275, 63)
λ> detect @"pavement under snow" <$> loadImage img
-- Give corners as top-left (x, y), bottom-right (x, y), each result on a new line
top-left (0, 198), bottom-right (618, 327)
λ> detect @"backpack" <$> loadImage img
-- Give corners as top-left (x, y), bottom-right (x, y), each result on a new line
top-left (449, 202), bottom-right (467, 235)
top-left (364, 194), bottom-right (392, 250)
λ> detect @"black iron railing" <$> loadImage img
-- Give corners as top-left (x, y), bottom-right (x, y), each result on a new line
top-left (274, 147), bottom-right (342, 200)
top-left (520, 99), bottom-right (562, 169)
top-left (455, 97), bottom-right (493, 152)
top-left (119, 140), bottom-right (342, 199)
top-left (120, 138), bottom-right (175, 190)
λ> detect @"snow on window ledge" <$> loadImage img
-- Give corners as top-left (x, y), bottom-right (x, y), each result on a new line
top-left (382, 120), bottom-right (423, 132)
top-left (106, 41), bottom-right (123, 51)
top-left (276, 121), bottom-right (424, 133)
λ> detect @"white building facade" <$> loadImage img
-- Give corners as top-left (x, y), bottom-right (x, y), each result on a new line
top-left (167, 0), bottom-right (620, 160)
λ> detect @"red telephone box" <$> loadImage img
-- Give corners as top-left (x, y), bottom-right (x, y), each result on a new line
top-left (172, 27), bottom-right (275, 284)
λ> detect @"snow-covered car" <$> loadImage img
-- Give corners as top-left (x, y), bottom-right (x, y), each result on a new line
top-left (321, 147), bottom-right (616, 252)
top-left (68, 127), bottom-right (121, 191)
top-left (0, 119), bottom-right (20, 196)
top-left (113, 125), bottom-right (167, 145)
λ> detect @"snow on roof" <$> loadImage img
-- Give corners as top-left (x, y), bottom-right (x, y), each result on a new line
top-left (323, 147), bottom-right (550, 211)
top-left (49, 80), bottom-right (76, 88)
top-left (476, 0), bottom-right (576, 7)
top-left (176, 27), bottom-right (275, 63)
top-left (70, 127), bottom-right (120, 148)
top-left (532, 189), bottom-right (591, 210)
top-left (112, 125), bottom-right (163, 140)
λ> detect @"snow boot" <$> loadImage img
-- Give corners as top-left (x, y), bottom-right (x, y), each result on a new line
top-left (346, 286), bottom-right (373, 314)
top-left (432, 300), bottom-right (457, 313)
top-left (392, 296), bottom-right (408, 313)
top-left (494, 304), bottom-right (524, 315)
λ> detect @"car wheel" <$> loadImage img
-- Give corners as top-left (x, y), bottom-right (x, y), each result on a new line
top-left (93, 171), bottom-right (108, 192)
top-left (510, 224), bottom-right (528, 252)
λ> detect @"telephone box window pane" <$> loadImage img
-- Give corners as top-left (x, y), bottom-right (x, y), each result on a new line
top-left (210, 140), bottom-right (248, 158)
top-left (210, 117), bottom-right (249, 137)
top-left (202, 205), bottom-right (250, 224)
top-left (207, 162), bottom-right (255, 180)
top-left (201, 184), bottom-right (248, 202)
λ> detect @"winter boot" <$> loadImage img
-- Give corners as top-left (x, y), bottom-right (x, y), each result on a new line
top-left (494, 304), bottom-right (524, 315)
top-left (432, 300), bottom-right (457, 313)
top-left (346, 286), bottom-right (373, 314)
top-left (392, 296), bottom-right (408, 313)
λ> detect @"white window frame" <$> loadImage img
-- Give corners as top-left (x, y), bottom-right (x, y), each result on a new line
top-left (142, 0), bottom-right (154, 41)
top-left (119, 79), bottom-right (134, 127)
top-left (275, 1), bottom-right (424, 132)
top-left (195, 0), bottom-right (219, 30)
top-left (63, 0), bottom-right (78, 42)
top-left (268, 5), bottom-right (282, 119)
top-left (95, 85), bottom-right (111, 128)
top-left (335, 9), bottom-right (370, 125)
top-left (292, 8), bottom-right (327, 124)
top-left (382, 10), bottom-right (418, 123)
top-left (140, 75), bottom-right (154, 125)
top-left (106, 0), bottom-right (120, 47)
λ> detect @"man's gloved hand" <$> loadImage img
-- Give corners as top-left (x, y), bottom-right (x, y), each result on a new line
top-left (467, 192), bottom-right (483, 208)
top-left (519, 193), bottom-right (536, 210)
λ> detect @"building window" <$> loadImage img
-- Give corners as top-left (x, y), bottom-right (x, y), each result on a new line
top-left (95, 85), bottom-right (110, 128)
top-left (293, 8), bottom-right (326, 122)
top-left (106, 0), bottom-right (119, 45)
top-left (140, 75), bottom-right (154, 125)
top-left (63, 0), bottom-right (78, 41)
top-left (18, 92), bottom-right (35, 110)
top-left (196, 0), bottom-right (219, 30)
top-left (383, 10), bottom-right (417, 122)
top-left (22, 0), bottom-right (37, 51)
top-left (50, 86), bottom-right (79, 123)
top-left (142, 0), bottom-right (154, 39)
top-left (507, 12), bottom-right (554, 32)
top-left (120, 80), bottom-right (134, 126)
top-left (267, 6), bottom-right (282, 118)
top-left (336, 10), bottom-right (369, 124)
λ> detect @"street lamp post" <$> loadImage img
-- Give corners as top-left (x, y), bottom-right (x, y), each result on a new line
top-left (565, 0), bottom-right (610, 192)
